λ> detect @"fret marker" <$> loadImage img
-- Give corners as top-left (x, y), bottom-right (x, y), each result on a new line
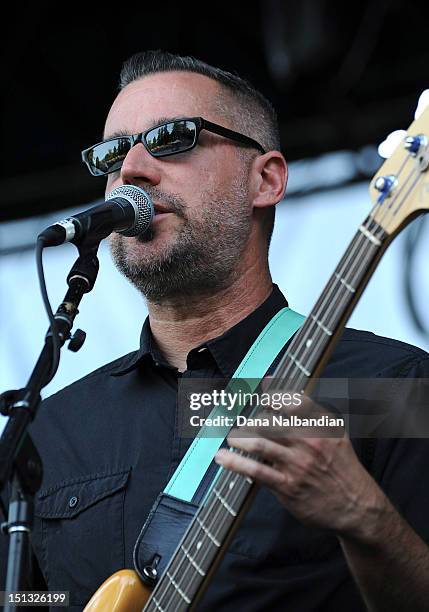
top-left (229, 480), bottom-right (235, 490)
top-left (306, 339), bottom-right (313, 348)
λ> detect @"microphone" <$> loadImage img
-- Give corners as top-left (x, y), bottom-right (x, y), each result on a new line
top-left (38, 185), bottom-right (154, 247)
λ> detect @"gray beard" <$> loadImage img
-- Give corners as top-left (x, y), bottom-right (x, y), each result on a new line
top-left (109, 177), bottom-right (251, 303)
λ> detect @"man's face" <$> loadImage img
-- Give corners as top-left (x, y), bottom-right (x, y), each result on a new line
top-left (104, 71), bottom-right (255, 302)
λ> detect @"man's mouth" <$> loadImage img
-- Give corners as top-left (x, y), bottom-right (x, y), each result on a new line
top-left (134, 201), bottom-right (180, 241)
top-left (153, 203), bottom-right (175, 215)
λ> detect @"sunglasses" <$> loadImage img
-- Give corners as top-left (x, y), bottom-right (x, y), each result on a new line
top-left (81, 116), bottom-right (266, 177)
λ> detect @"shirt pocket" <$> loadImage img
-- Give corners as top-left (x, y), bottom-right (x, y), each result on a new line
top-left (33, 468), bottom-right (131, 608)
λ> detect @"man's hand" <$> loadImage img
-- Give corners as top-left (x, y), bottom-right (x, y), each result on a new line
top-left (214, 396), bottom-right (387, 538)
top-left (215, 395), bottom-right (429, 611)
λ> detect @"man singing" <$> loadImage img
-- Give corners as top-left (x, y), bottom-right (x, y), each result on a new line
top-left (1, 50), bottom-right (429, 610)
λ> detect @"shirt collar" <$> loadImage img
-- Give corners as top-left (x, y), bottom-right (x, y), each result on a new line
top-left (110, 318), bottom-right (167, 376)
top-left (202, 284), bottom-right (288, 377)
top-left (111, 284), bottom-right (288, 377)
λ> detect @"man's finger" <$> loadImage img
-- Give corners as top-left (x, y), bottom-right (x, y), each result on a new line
top-left (214, 447), bottom-right (286, 488)
top-left (226, 434), bottom-right (292, 464)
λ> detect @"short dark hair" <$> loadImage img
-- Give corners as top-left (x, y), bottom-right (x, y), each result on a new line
top-left (119, 50), bottom-right (280, 247)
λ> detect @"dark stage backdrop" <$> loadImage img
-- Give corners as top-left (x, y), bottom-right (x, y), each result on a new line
top-left (1, 0), bottom-right (429, 221)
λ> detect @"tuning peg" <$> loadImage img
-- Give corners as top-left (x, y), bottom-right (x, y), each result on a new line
top-left (374, 175), bottom-right (397, 195)
top-left (404, 134), bottom-right (427, 156)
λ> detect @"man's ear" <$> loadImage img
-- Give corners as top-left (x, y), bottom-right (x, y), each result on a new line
top-left (251, 152), bottom-right (288, 209)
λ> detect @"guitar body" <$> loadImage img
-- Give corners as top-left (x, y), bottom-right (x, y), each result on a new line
top-left (84, 570), bottom-right (150, 612)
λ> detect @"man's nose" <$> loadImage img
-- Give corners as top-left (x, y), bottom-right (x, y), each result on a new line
top-left (120, 142), bottom-right (162, 186)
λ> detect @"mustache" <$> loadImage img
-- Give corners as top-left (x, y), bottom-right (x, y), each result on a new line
top-left (133, 186), bottom-right (187, 243)
top-left (144, 186), bottom-right (187, 217)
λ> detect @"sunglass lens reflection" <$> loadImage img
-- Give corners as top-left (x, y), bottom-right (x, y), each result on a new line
top-left (146, 121), bottom-right (196, 156)
top-left (89, 138), bottom-right (132, 174)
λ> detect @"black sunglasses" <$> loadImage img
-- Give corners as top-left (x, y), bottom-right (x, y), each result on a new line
top-left (81, 116), bottom-right (266, 177)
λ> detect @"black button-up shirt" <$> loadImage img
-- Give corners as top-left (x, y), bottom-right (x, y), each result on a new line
top-left (1, 285), bottom-right (429, 611)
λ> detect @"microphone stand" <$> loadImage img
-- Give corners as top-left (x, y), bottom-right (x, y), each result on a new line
top-left (0, 243), bottom-right (100, 610)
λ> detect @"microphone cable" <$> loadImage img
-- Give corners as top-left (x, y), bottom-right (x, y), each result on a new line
top-left (35, 236), bottom-right (61, 385)
top-left (33, 185), bottom-right (153, 385)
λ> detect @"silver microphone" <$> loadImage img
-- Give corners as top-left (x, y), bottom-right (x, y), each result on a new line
top-left (38, 185), bottom-right (154, 247)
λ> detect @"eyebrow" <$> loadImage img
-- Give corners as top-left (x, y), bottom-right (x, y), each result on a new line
top-left (102, 116), bottom-right (192, 142)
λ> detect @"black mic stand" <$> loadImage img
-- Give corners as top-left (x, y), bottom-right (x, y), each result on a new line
top-left (0, 244), bottom-right (100, 611)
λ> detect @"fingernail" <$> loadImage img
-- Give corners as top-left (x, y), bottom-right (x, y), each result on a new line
top-left (214, 452), bottom-right (223, 464)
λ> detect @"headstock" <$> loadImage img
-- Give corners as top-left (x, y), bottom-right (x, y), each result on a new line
top-left (369, 105), bottom-right (429, 236)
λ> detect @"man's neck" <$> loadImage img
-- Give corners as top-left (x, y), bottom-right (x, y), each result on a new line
top-left (147, 271), bottom-right (273, 371)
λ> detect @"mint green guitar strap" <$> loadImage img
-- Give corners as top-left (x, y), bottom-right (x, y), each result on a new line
top-left (164, 306), bottom-right (305, 502)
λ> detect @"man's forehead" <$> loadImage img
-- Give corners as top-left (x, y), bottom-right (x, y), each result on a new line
top-left (104, 71), bottom-right (220, 138)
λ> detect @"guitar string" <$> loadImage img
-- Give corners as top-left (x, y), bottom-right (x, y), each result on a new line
top-left (176, 453), bottom-right (254, 602)
top-left (388, 150), bottom-right (413, 183)
top-left (275, 234), bottom-right (380, 390)
top-left (271, 231), bottom-right (380, 391)
top-left (147, 452), bottom-right (251, 610)
top-left (274, 236), bottom-right (376, 388)
top-left (150, 156), bottom-right (423, 609)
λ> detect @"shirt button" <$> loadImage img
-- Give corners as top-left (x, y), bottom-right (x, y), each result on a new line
top-left (68, 496), bottom-right (78, 508)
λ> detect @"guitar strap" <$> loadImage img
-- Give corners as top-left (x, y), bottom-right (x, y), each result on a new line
top-left (133, 306), bottom-right (305, 583)
top-left (165, 306), bottom-right (305, 502)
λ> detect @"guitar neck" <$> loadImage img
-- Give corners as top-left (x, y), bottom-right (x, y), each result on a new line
top-left (143, 215), bottom-right (390, 611)
top-left (275, 215), bottom-right (389, 390)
